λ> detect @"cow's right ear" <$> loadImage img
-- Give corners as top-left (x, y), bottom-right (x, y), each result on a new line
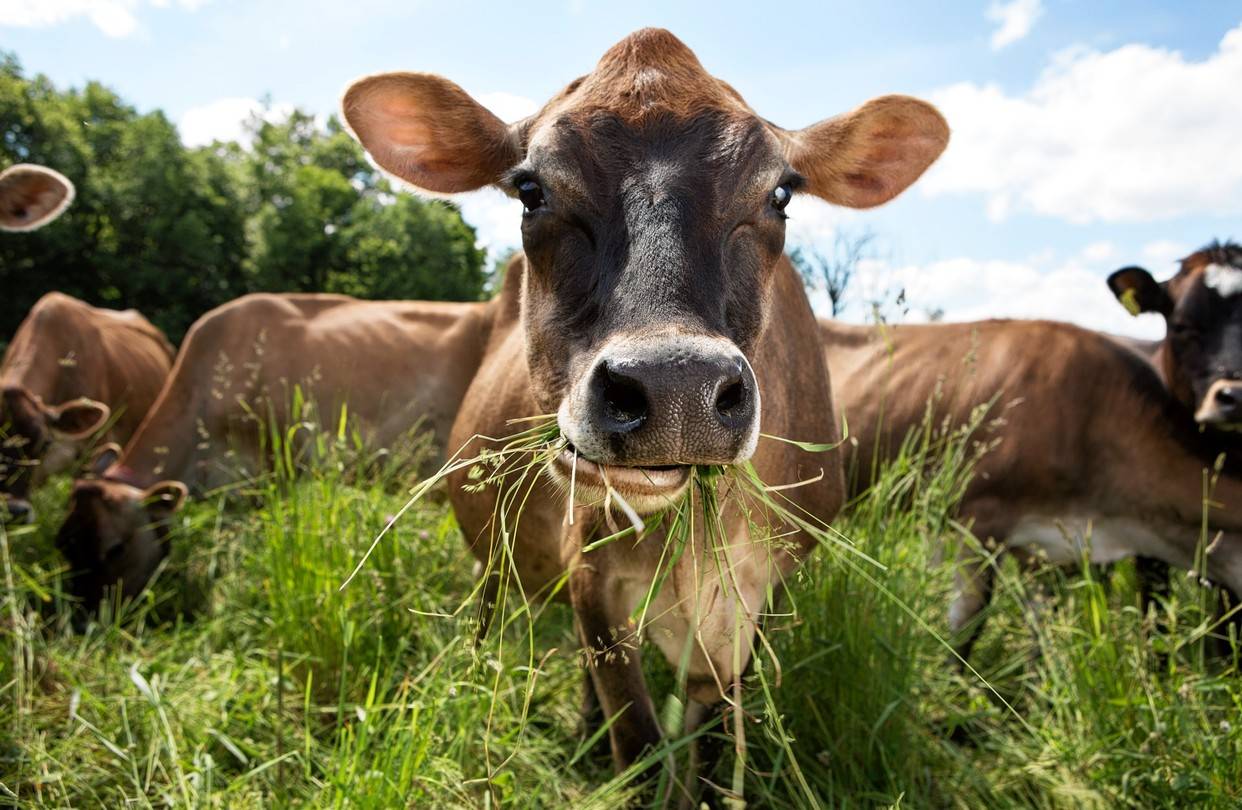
top-left (142, 481), bottom-right (188, 517)
top-left (342, 72), bottom-right (523, 194)
top-left (0, 164), bottom-right (75, 232)
top-left (1108, 266), bottom-right (1171, 317)
top-left (88, 442), bottom-right (122, 476)
top-left (47, 398), bottom-right (111, 439)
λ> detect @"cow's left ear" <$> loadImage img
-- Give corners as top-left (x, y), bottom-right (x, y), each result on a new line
top-left (777, 95), bottom-right (949, 209)
top-left (1108, 266), bottom-right (1171, 317)
top-left (47, 398), bottom-right (111, 439)
top-left (0, 164), bottom-right (75, 232)
top-left (142, 481), bottom-right (188, 516)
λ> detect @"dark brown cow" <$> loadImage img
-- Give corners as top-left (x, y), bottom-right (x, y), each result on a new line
top-left (343, 28), bottom-right (947, 795)
top-left (54, 292), bottom-right (492, 610)
top-left (822, 312), bottom-right (1242, 660)
top-left (0, 293), bottom-right (174, 521)
top-left (0, 164), bottom-right (74, 232)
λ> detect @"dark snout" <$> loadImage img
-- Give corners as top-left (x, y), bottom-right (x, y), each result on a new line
top-left (2, 496), bottom-right (34, 524)
top-left (567, 336), bottom-right (760, 466)
top-left (1196, 379), bottom-right (1242, 426)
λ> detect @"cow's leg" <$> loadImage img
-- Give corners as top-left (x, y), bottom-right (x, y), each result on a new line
top-left (1136, 555), bottom-right (1171, 617)
top-left (948, 505), bottom-right (1013, 666)
top-left (949, 545), bottom-right (997, 665)
top-left (569, 559), bottom-right (663, 774)
top-left (679, 698), bottom-right (728, 809)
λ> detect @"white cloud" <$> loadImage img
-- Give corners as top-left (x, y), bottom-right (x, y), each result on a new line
top-left (831, 241), bottom-right (1179, 339)
top-left (178, 97), bottom-right (293, 147)
top-left (456, 188), bottom-right (522, 255)
top-left (986, 0), bottom-right (1043, 50)
top-left (925, 23), bottom-right (1242, 224)
top-left (0, 0), bottom-right (209, 38)
top-left (476, 91), bottom-right (540, 123)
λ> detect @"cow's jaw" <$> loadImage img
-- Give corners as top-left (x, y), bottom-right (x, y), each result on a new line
top-left (548, 444), bottom-right (692, 515)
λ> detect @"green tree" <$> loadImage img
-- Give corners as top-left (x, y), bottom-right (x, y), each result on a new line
top-left (0, 55), bottom-right (489, 344)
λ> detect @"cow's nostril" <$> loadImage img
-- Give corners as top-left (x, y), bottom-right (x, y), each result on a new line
top-left (715, 377), bottom-right (747, 417)
top-left (601, 367), bottom-right (648, 429)
top-left (1218, 388), bottom-right (1239, 407)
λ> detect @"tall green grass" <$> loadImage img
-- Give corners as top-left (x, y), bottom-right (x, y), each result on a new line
top-left (1, 401), bottom-right (1241, 807)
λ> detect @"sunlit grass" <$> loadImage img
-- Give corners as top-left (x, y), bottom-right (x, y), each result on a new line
top-left (1, 400), bottom-right (1241, 807)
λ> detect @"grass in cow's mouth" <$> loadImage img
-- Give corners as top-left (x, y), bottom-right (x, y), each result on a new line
top-left (338, 407), bottom-right (1020, 805)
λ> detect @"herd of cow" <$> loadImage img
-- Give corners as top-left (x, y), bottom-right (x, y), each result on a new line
top-left (5, 28), bottom-right (1242, 798)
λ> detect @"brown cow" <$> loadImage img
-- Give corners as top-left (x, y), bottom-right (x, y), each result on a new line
top-left (54, 292), bottom-right (492, 610)
top-left (0, 293), bottom-right (174, 521)
top-left (342, 28), bottom-right (947, 796)
top-left (822, 308), bottom-right (1242, 660)
top-left (0, 164), bottom-right (74, 232)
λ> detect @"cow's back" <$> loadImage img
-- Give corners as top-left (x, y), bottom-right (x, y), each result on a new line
top-left (118, 292), bottom-right (493, 490)
top-left (1, 292), bottom-right (175, 441)
top-left (821, 318), bottom-right (1178, 505)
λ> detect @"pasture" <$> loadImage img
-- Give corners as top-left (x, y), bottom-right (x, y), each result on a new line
top-left (3, 408), bottom-right (1241, 808)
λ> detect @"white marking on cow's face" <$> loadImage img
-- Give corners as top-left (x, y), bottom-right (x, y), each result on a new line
top-left (1203, 263), bottom-right (1242, 297)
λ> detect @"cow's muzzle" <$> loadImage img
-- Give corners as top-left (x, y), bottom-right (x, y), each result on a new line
top-left (1196, 379), bottom-right (1242, 427)
top-left (554, 333), bottom-right (761, 511)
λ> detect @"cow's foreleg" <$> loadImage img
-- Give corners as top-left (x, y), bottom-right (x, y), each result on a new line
top-left (569, 557), bottom-right (663, 774)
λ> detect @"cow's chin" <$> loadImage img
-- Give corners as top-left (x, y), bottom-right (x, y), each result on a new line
top-left (548, 446), bottom-right (691, 515)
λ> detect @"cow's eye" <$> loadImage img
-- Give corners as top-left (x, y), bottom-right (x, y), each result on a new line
top-left (517, 179), bottom-right (545, 212)
top-left (771, 182), bottom-right (793, 213)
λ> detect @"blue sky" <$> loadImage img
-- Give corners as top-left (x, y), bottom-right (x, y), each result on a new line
top-left (5, 1), bottom-right (1242, 337)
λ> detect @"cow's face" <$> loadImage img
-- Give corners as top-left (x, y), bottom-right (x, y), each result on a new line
top-left (1111, 242), bottom-right (1242, 427)
top-left (343, 29), bottom-right (948, 512)
top-left (0, 164), bottom-right (75, 232)
top-left (0, 387), bottom-right (109, 522)
top-left (55, 465), bottom-right (186, 611)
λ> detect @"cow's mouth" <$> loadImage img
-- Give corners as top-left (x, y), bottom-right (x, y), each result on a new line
top-left (550, 444), bottom-right (691, 513)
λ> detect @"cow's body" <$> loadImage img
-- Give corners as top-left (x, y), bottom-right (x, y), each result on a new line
top-left (341, 27), bottom-right (948, 797)
top-left (449, 255), bottom-right (840, 697)
top-left (55, 292), bottom-right (492, 607)
top-left (0, 293), bottom-right (173, 516)
top-left (111, 293), bottom-right (490, 490)
top-left (822, 317), bottom-right (1242, 655)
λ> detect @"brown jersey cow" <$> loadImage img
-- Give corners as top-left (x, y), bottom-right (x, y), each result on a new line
top-left (54, 292), bottom-right (492, 611)
top-left (822, 315), bottom-right (1242, 660)
top-left (0, 293), bottom-right (174, 521)
top-left (0, 164), bottom-right (74, 232)
top-left (342, 27), bottom-right (947, 795)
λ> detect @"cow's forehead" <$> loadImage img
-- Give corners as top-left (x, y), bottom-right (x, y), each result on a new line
top-left (1171, 242), bottom-right (1242, 304)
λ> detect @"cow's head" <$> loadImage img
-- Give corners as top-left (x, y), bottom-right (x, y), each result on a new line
top-left (0, 387), bottom-right (109, 522)
top-left (0, 164), bottom-right (75, 232)
top-left (55, 445), bottom-right (187, 610)
top-left (344, 28), bottom-right (948, 512)
top-left (1111, 241), bottom-right (1242, 427)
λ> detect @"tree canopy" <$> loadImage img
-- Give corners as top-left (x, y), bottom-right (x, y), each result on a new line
top-left (0, 54), bottom-right (490, 342)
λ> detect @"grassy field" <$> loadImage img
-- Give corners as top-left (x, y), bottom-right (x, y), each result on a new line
top-left (3, 412), bottom-right (1242, 809)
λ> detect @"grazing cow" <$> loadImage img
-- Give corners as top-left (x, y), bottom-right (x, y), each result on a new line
top-left (342, 28), bottom-right (947, 794)
top-left (54, 292), bottom-right (492, 610)
top-left (0, 163), bottom-right (74, 232)
top-left (822, 309), bottom-right (1242, 660)
top-left (0, 293), bottom-right (174, 521)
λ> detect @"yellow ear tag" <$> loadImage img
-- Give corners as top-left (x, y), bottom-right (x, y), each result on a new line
top-left (1120, 288), bottom-right (1142, 316)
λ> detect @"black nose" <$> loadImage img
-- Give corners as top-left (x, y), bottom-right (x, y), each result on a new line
top-left (1215, 384), bottom-right (1242, 419)
top-left (587, 343), bottom-right (757, 464)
